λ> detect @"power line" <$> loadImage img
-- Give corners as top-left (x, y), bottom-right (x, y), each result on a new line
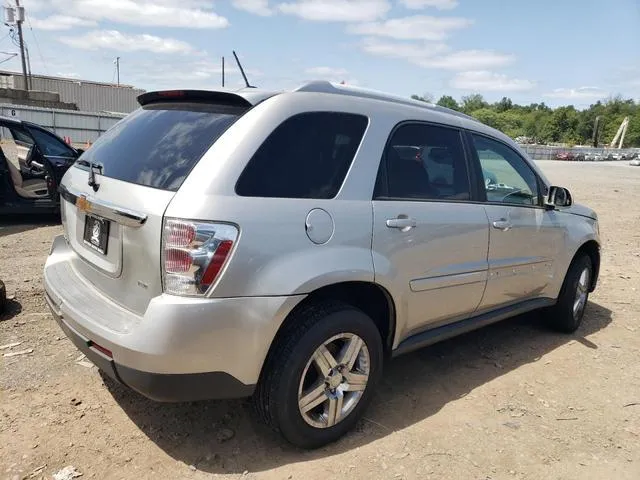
top-left (0, 53), bottom-right (18, 65)
top-left (25, 12), bottom-right (48, 74)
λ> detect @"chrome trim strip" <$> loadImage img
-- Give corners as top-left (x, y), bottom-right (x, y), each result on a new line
top-left (58, 184), bottom-right (148, 228)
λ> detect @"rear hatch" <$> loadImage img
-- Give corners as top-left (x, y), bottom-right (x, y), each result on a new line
top-left (59, 91), bottom-right (254, 315)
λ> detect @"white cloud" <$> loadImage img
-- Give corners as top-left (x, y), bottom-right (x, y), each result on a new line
top-left (232, 0), bottom-right (273, 16)
top-left (47, 0), bottom-right (229, 29)
top-left (348, 15), bottom-right (472, 41)
top-left (59, 30), bottom-right (195, 54)
top-left (451, 71), bottom-right (535, 92)
top-left (360, 38), bottom-right (513, 70)
top-left (399, 0), bottom-right (458, 10)
top-left (418, 50), bottom-right (514, 70)
top-left (279, 0), bottom-right (390, 22)
top-left (543, 87), bottom-right (609, 99)
top-left (29, 15), bottom-right (97, 31)
top-left (361, 37), bottom-right (449, 60)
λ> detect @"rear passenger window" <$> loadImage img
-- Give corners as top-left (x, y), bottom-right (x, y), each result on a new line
top-left (235, 112), bottom-right (368, 199)
top-left (376, 123), bottom-right (470, 201)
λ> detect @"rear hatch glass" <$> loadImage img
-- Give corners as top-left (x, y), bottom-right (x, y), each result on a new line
top-left (62, 101), bottom-right (246, 317)
top-left (76, 102), bottom-right (245, 191)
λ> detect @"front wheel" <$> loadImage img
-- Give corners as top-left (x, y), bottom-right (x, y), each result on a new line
top-left (253, 300), bottom-right (383, 449)
top-left (546, 255), bottom-right (593, 333)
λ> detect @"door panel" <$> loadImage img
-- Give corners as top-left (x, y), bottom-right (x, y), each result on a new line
top-left (470, 133), bottom-right (565, 311)
top-left (481, 204), bottom-right (563, 310)
top-left (373, 201), bottom-right (489, 339)
top-left (372, 122), bottom-right (489, 343)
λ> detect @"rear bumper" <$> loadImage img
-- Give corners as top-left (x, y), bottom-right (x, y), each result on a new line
top-left (47, 295), bottom-right (254, 401)
top-left (44, 234), bottom-right (305, 402)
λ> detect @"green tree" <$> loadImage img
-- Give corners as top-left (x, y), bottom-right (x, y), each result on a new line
top-left (469, 108), bottom-right (500, 129)
top-left (495, 96), bottom-right (513, 113)
top-left (461, 94), bottom-right (488, 114)
top-left (436, 95), bottom-right (460, 111)
top-left (407, 93), bottom-right (640, 146)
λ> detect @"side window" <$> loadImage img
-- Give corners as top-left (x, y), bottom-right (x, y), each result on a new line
top-left (377, 123), bottom-right (470, 201)
top-left (9, 128), bottom-right (34, 147)
top-left (26, 126), bottom-right (76, 158)
top-left (235, 112), bottom-right (368, 199)
top-left (471, 134), bottom-right (540, 206)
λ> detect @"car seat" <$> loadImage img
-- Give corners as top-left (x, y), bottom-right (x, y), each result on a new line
top-left (387, 146), bottom-right (433, 198)
top-left (2, 146), bottom-right (49, 198)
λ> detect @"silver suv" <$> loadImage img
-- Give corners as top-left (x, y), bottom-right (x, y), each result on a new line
top-left (44, 81), bottom-right (600, 449)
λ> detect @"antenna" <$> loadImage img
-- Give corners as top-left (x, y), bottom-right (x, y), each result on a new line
top-left (232, 50), bottom-right (254, 88)
top-left (221, 56), bottom-right (225, 87)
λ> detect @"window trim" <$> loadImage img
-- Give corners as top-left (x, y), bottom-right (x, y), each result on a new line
top-left (234, 110), bottom-right (370, 200)
top-left (373, 120), bottom-right (480, 204)
top-left (466, 130), bottom-right (546, 209)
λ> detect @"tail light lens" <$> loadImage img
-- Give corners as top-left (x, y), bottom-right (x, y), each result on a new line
top-left (162, 218), bottom-right (238, 296)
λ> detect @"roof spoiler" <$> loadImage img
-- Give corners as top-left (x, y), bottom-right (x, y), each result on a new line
top-left (137, 90), bottom-right (253, 108)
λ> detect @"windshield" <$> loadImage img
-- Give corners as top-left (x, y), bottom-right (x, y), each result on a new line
top-left (76, 102), bottom-right (245, 191)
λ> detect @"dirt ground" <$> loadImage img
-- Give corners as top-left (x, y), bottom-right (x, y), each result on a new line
top-left (1, 161), bottom-right (639, 480)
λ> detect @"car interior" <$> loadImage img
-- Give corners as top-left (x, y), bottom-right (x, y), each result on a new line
top-left (1, 143), bottom-right (49, 199)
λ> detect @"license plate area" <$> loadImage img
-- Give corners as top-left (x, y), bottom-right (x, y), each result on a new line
top-left (83, 215), bottom-right (110, 255)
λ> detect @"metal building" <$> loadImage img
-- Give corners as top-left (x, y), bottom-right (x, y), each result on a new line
top-left (0, 70), bottom-right (145, 113)
top-left (0, 104), bottom-right (125, 146)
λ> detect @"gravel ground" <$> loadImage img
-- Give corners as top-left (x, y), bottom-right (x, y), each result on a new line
top-left (1, 161), bottom-right (639, 480)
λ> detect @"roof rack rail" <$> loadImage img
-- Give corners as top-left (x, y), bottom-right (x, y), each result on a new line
top-left (293, 80), bottom-right (478, 123)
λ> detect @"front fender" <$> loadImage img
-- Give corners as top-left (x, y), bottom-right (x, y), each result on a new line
top-left (550, 212), bottom-right (600, 298)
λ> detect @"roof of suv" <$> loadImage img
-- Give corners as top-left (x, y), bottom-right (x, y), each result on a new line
top-left (138, 80), bottom-right (478, 124)
top-left (137, 80), bottom-right (528, 169)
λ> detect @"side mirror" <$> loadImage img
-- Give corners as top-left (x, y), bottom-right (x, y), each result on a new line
top-left (545, 185), bottom-right (572, 209)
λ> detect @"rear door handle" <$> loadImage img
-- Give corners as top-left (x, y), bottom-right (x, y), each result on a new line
top-left (386, 217), bottom-right (417, 230)
top-left (492, 219), bottom-right (512, 231)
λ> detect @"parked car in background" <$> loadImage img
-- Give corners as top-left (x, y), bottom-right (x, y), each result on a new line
top-left (555, 151), bottom-right (572, 161)
top-left (0, 116), bottom-right (83, 215)
top-left (44, 82), bottom-right (601, 449)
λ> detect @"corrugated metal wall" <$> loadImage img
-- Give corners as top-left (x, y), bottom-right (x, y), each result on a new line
top-left (0, 104), bottom-right (125, 144)
top-left (1, 73), bottom-right (144, 113)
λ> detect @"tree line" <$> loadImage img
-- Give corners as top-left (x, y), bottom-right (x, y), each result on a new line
top-left (410, 93), bottom-right (640, 148)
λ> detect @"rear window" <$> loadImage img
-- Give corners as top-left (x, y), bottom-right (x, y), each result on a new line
top-left (76, 102), bottom-right (244, 191)
top-left (235, 112), bottom-right (368, 199)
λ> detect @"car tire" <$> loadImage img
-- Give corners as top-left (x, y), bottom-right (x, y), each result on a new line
top-left (546, 255), bottom-right (592, 333)
top-left (0, 280), bottom-right (5, 314)
top-left (253, 300), bottom-right (383, 449)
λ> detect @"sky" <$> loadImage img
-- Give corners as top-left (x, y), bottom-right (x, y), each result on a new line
top-left (2, 0), bottom-right (639, 108)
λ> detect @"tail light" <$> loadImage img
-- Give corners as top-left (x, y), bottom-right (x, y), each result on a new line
top-left (162, 218), bottom-right (238, 296)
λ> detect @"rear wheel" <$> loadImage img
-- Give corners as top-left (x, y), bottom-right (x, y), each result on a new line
top-left (546, 255), bottom-right (592, 333)
top-left (253, 300), bottom-right (383, 449)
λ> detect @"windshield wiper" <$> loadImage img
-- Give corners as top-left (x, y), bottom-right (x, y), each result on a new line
top-left (86, 162), bottom-right (103, 192)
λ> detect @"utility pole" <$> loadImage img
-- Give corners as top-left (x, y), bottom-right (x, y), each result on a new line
top-left (24, 44), bottom-right (32, 89)
top-left (14, 0), bottom-right (28, 91)
top-left (115, 56), bottom-right (120, 85)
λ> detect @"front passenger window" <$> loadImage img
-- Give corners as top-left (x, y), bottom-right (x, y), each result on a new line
top-left (377, 123), bottom-right (470, 201)
top-left (472, 134), bottom-right (540, 206)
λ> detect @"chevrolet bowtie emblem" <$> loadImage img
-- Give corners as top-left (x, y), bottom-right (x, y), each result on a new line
top-left (76, 195), bottom-right (91, 212)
